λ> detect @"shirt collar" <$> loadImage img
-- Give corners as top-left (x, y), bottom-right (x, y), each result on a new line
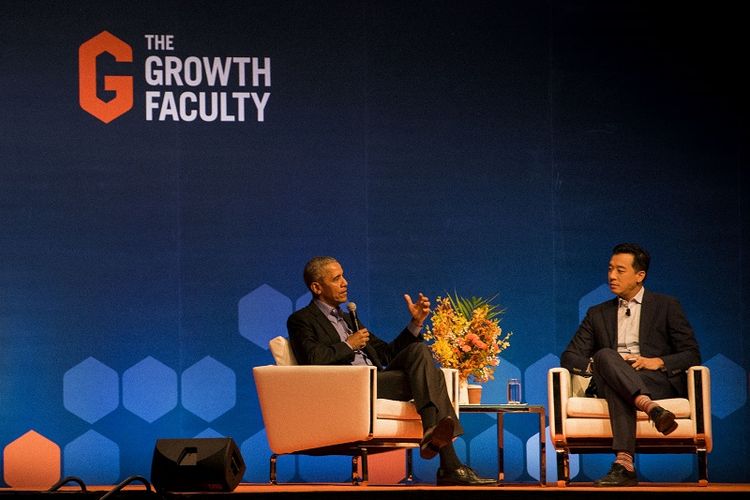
top-left (620, 286), bottom-right (645, 306)
top-left (314, 299), bottom-right (341, 318)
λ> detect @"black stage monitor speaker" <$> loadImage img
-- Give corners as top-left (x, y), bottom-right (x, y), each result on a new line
top-left (151, 437), bottom-right (246, 492)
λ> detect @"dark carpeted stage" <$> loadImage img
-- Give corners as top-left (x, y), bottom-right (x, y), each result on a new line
top-left (2, 483), bottom-right (750, 500)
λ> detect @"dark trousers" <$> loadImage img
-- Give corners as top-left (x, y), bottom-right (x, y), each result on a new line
top-left (592, 348), bottom-right (677, 454)
top-left (375, 342), bottom-right (463, 437)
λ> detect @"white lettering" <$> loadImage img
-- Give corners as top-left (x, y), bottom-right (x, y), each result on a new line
top-left (199, 92), bottom-right (219, 121)
top-left (232, 92), bottom-right (249, 121)
top-left (183, 57), bottom-right (202, 87)
top-left (145, 91), bottom-right (161, 120)
top-left (253, 57), bottom-right (271, 87)
top-left (179, 92), bottom-right (198, 121)
top-left (233, 57), bottom-right (250, 86)
top-left (164, 56), bottom-right (183, 86)
top-left (220, 92), bottom-right (235, 121)
top-left (251, 92), bottom-right (270, 122)
top-left (204, 57), bottom-right (232, 86)
top-left (159, 91), bottom-right (179, 121)
top-left (145, 56), bottom-right (163, 85)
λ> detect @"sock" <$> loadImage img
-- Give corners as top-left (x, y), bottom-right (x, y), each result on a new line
top-left (634, 394), bottom-right (659, 414)
top-left (439, 442), bottom-right (462, 471)
top-left (615, 451), bottom-right (635, 472)
top-left (420, 404), bottom-right (438, 432)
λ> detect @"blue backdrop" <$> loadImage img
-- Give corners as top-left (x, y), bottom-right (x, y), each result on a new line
top-left (1, 0), bottom-right (747, 486)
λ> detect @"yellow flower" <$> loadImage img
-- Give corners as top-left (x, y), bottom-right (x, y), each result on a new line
top-left (424, 295), bottom-right (512, 382)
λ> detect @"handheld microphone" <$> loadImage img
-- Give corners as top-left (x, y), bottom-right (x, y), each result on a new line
top-left (347, 302), bottom-right (360, 331)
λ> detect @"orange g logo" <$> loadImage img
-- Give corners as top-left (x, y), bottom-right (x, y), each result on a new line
top-left (79, 31), bottom-right (133, 123)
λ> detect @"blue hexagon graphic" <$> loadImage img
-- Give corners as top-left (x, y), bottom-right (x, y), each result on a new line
top-left (194, 428), bottom-right (224, 439)
top-left (242, 430), bottom-right (275, 483)
top-left (705, 354), bottom-right (745, 418)
top-left (579, 283), bottom-right (612, 322)
top-left (182, 356), bottom-right (236, 421)
top-left (238, 284), bottom-right (293, 348)
top-left (64, 430), bottom-right (120, 485)
top-left (639, 453), bottom-right (694, 482)
top-left (468, 424), bottom-right (524, 481)
top-left (63, 357), bottom-right (119, 424)
top-left (295, 292), bottom-right (311, 311)
top-left (581, 453), bottom-right (613, 481)
top-left (529, 426), bottom-right (580, 482)
top-left (122, 356), bottom-right (178, 423)
top-left (525, 353), bottom-right (559, 406)
top-left (414, 436), bottom-right (467, 482)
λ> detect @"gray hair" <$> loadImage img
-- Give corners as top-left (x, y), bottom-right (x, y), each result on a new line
top-left (303, 256), bottom-right (338, 290)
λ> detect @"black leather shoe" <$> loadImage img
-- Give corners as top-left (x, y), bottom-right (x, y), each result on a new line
top-left (594, 463), bottom-right (638, 487)
top-left (437, 465), bottom-right (497, 486)
top-left (649, 406), bottom-right (678, 435)
top-left (420, 416), bottom-right (455, 459)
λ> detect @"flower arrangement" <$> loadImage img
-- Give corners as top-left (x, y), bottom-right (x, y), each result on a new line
top-left (424, 293), bottom-right (512, 383)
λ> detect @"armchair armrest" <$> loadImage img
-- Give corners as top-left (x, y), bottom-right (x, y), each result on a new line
top-left (687, 366), bottom-right (712, 452)
top-left (253, 365), bottom-right (377, 454)
top-left (548, 367), bottom-right (571, 443)
top-left (441, 368), bottom-right (460, 415)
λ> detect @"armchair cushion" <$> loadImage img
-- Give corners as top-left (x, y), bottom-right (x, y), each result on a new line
top-left (269, 335), bottom-right (298, 366)
top-left (565, 396), bottom-right (692, 419)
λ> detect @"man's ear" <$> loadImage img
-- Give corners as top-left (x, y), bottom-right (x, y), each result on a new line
top-left (637, 270), bottom-right (646, 284)
top-left (310, 282), bottom-right (321, 296)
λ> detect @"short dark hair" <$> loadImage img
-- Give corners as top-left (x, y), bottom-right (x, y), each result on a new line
top-left (612, 243), bottom-right (650, 275)
top-left (303, 256), bottom-right (338, 289)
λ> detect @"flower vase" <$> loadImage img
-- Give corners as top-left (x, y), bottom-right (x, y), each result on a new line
top-left (459, 377), bottom-right (469, 404)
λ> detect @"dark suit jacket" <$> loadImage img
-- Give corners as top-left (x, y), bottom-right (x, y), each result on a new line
top-left (561, 289), bottom-right (701, 396)
top-left (287, 301), bottom-right (422, 369)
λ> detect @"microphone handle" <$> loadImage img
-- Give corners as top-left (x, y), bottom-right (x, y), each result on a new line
top-left (350, 310), bottom-right (360, 331)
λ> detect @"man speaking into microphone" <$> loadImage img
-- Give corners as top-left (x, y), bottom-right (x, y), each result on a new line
top-left (287, 256), bottom-right (495, 486)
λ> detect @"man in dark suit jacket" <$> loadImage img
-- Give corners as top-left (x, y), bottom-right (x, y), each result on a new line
top-left (561, 243), bottom-right (701, 486)
top-left (287, 256), bottom-right (495, 486)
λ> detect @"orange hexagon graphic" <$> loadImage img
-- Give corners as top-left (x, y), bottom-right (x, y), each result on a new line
top-left (3, 430), bottom-right (61, 488)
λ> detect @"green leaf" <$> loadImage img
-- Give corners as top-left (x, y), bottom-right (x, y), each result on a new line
top-left (447, 291), bottom-right (505, 321)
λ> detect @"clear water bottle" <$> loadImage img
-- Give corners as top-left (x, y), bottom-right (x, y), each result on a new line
top-left (507, 377), bottom-right (522, 404)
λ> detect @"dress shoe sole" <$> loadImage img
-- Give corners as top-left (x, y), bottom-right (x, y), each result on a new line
top-left (594, 478), bottom-right (639, 487)
top-left (420, 417), bottom-right (455, 459)
top-left (436, 479), bottom-right (498, 486)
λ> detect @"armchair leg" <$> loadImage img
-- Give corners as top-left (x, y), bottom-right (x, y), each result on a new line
top-left (697, 449), bottom-right (709, 486)
top-left (401, 448), bottom-right (414, 484)
top-left (400, 448), bottom-right (415, 484)
top-left (269, 454), bottom-right (278, 485)
top-left (361, 449), bottom-right (369, 485)
top-left (351, 450), bottom-right (369, 486)
top-left (555, 449), bottom-right (570, 487)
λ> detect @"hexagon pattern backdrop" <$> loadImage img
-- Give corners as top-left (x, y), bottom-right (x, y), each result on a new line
top-left (2, 0), bottom-right (748, 487)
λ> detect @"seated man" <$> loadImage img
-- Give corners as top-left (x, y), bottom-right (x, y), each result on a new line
top-left (287, 256), bottom-right (495, 486)
top-left (561, 243), bottom-right (701, 486)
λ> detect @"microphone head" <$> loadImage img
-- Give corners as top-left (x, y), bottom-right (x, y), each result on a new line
top-left (347, 302), bottom-right (357, 313)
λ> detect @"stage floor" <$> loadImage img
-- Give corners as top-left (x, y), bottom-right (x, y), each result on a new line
top-left (2, 482), bottom-right (750, 500)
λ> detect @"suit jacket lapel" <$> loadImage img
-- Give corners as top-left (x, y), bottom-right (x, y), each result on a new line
top-left (638, 289), bottom-right (654, 338)
top-left (307, 302), bottom-right (343, 344)
top-left (345, 311), bottom-right (384, 369)
top-left (605, 297), bottom-right (619, 349)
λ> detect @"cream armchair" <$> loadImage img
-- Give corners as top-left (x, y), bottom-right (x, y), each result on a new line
top-left (548, 366), bottom-right (712, 486)
top-left (253, 336), bottom-right (460, 484)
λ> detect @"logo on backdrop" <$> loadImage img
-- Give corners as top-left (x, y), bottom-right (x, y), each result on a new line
top-left (78, 31), bottom-right (271, 124)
